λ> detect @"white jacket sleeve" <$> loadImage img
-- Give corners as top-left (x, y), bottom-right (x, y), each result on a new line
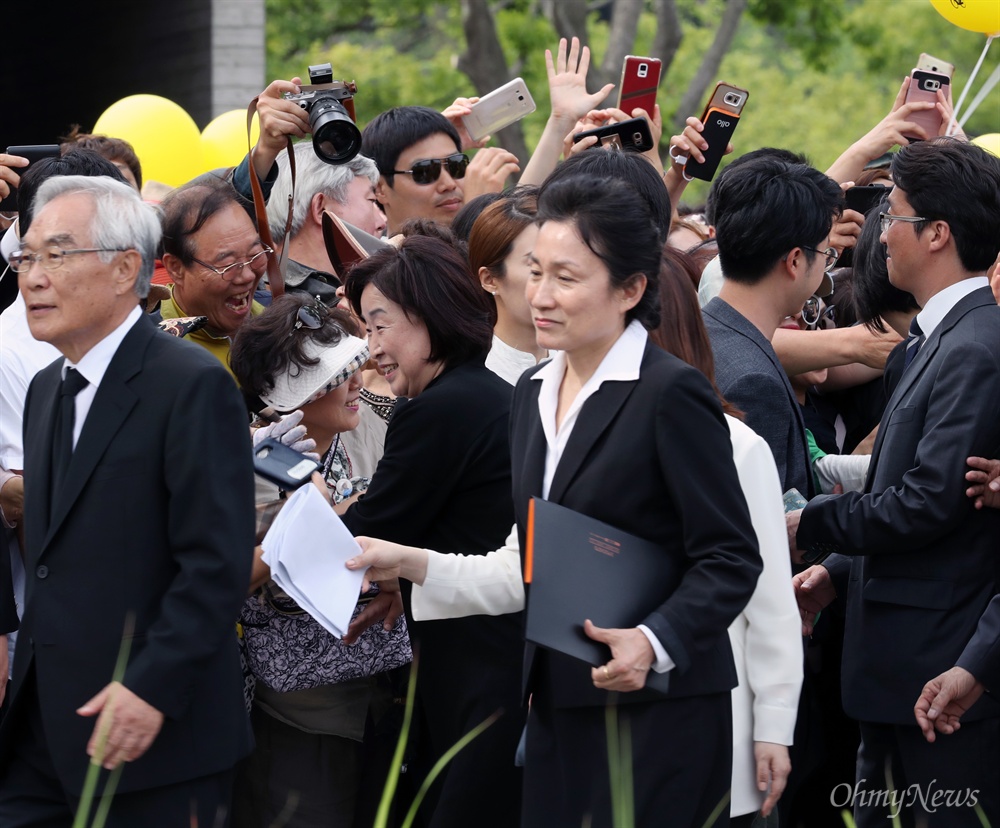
top-left (729, 418), bottom-right (804, 745)
top-left (410, 524), bottom-right (525, 621)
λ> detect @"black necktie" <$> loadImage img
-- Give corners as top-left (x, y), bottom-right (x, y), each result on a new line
top-left (903, 317), bottom-right (924, 371)
top-left (51, 367), bottom-right (89, 495)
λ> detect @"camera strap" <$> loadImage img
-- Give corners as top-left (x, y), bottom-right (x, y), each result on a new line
top-left (246, 99), bottom-right (296, 299)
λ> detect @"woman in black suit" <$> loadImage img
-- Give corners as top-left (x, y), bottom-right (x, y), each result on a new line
top-left (339, 234), bottom-right (524, 828)
top-left (349, 156), bottom-right (762, 827)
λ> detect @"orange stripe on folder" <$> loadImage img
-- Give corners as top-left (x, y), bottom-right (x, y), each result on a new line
top-left (524, 498), bottom-right (535, 583)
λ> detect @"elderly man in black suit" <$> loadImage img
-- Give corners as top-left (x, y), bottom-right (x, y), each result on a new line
top-left (790, 139), bottom-right (1000, 827)
top-left (0, 175), bottom-right (254, 827)
top-left (702, 156), bottom-right (844, 497)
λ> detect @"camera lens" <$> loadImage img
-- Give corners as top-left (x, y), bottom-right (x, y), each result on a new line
top-left (309, 96), bottom-right (362, 164)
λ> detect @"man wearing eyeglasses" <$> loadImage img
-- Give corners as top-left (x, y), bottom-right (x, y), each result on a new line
top-left (702, 156), bottom-right (844, 499)
top-left (361, 106), bottom-right (519, 235)
top-left (159, 178), bottom-right (271, 377)
top-left (0, 175), bottom-right (254, 827)
top-left (790, 138), bottom-right (1000, 828)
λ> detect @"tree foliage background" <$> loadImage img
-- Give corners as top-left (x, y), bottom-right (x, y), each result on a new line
top-left (266, 0), bottom-right (1000, 205)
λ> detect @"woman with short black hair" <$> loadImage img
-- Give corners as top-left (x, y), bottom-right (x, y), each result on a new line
top-left (341, 233), bottom-right (526, 828)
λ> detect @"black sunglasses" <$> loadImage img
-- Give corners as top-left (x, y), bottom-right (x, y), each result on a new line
top-left (391, 153), bottom-right (468, 185)
top-left (289, 297), bottom-right (330, 336)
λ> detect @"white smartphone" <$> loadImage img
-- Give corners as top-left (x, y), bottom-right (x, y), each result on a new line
top-left (461, 77), bottom-right (536, 141)
top-left (916, 52), bottom-right (955, 81)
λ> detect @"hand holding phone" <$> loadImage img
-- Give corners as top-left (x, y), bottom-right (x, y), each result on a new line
top-left (682, 84), bottom-right (749, 182)
top-left (461, 78), bottom-right (537, 142)
top-left (254, 439), bottom-right (322, 490)
top-left (0, 145), bottom-right (60, 212)
top-left (617, 56), bottom-right (662, 118)
top-left (902, 70), bottom-right (950, 141)
top-left (572, 117), bottom-right (654, 153)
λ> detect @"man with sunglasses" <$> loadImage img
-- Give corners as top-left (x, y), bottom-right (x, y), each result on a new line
top-left (702, 155), bottom-right (843, 499)
top-left (790, 138), bottom-right (1000, 828)
top-left (361, 106), bottom-right (518, 235)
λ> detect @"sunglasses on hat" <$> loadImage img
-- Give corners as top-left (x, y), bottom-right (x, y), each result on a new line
top-left (391, 153), bottom-right (469, 186)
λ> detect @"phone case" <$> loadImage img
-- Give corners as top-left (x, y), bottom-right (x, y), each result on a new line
top-left (683, 83), bottom-right (748, 182)
top-left (0, 144), bottom-right (60, 212)
top-left (618, 56), bottom-right (662, 116)
top-left (683, 110), bottom-right (741, 182)
top-left (572, 118), bottom-right (654, 152)
top-left (253, 438), bottom-right (321, 490)
top-left (903, 70), bottom-right (949, 141)
top-left (462, 78), bottom-right (536, 141)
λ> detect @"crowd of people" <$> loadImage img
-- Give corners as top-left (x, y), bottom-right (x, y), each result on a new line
top-left (0, 33), bottom-right (999, 828)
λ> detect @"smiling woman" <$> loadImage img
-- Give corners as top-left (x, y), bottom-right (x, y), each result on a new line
top-left (227, 294), bottom-right (410, 828)
top-left (340, 235), bottom-right (526, 827)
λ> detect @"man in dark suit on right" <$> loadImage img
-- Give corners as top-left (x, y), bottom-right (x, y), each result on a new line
top-left (790, 138), bottom-right (1000, 827)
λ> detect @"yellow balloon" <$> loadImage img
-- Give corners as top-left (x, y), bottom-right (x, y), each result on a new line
top-left (929, 0), bottom-right (1000, 35)
top-left (93, 95), bottom-right (203, 188)
top-left (201, 110), bottom-right (260, 173)
top-left (972, 132), bottom-right (1000, 156)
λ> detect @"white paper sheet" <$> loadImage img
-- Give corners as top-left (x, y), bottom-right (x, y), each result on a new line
top-left (261, 483), bottom-right (366, 637)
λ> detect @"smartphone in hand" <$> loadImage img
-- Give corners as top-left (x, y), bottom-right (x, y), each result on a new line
top-left (253, 439), bottom-right (321, 490)
top-left (683, 83), bottom-right (749, 182)
top-left (0, 145), bottom-right (61, 212)
top-left (617, 56), bottom-right (662, 117)
top-left (573, 118), bottom-right (654, 153)
top-left (462, 78), bottom-right (536, 141)
top-left (903, 69), bottom-right (950, 141)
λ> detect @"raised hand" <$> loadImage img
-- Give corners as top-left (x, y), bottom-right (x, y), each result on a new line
top-left (546, 37), bottom-right (615, 125)
top-left (442, 96), bottom-right (488, 150)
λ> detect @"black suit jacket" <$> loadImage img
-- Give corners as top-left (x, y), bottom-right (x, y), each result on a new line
top-left (799, 286), bottom-right (1000, 724)
top-left (0, 315), bottom-right (255, 794)
top-left (703, 297), bottom-right (814, 498)
top-left (340, 358), bottom-right (522, 705)
top-left (511, 341), bottom-right (762, 708)
top-left (957, 595), bottom-right (1000, 693)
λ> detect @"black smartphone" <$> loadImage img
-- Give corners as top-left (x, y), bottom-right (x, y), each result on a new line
top-left (683, 83), bottom-right (749, 182)
top-left (845, 185), bottom-right (888, 217)
top-left (573, 118), bottom-right (654, 153)
top-left (253, 438), bottom-right (321, 490)
top-left (837, 185), bottom-right (890, 268)
top-left (1, 145), bottom-right (61, 212)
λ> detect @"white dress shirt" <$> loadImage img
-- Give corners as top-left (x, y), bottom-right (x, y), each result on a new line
top-left (484, 334), bottom-right (544, 386)
top-left (0, 292), bottom-right (60, 470)
top-left (916, 276), bottom-right (990, 339)
top-left (63, 305), bottom-right (143, 449)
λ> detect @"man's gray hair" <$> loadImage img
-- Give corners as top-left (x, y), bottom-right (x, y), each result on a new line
top-left (266, 143), bottom-right (379, 240)
top-left (33, 174), bottom-right (161, 299)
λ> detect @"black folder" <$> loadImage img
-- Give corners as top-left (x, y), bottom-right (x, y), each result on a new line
top-left (524, 498), bottom-right (680, 693)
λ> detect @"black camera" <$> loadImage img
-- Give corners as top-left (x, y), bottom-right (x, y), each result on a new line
top-left (284, 63), bottom-right (362, 165)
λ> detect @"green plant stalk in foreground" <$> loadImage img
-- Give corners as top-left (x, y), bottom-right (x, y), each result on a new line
top-left (373, 657), bottom-right (419, 828)
top-left (400, 710), bottom-right (501, 828)
top-left (72, 616), bottom-right (134, 828)
top-left (372, 654), bottom-right (500, 828)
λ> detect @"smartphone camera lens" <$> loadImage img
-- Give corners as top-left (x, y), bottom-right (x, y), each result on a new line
top-left (724, 93), bottom-right (742, 107)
